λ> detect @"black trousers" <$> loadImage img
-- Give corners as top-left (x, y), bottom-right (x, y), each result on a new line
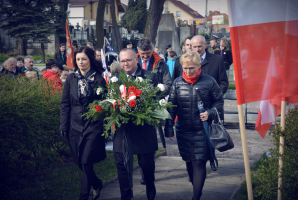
top-left (114, 151), bottom-right (155, 200)
top-left (79, 163), bottom-right (102, 200)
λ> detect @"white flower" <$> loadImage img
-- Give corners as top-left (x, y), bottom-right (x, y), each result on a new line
top-left (159, 99), bottom-right (167, 106)
top-left (136, 77), bottom-right (143, 82)
top-left (96, 88), bottom-right (103, 95)
top-left (157, 84), bottom-right (166, 92)
top-left (111, 76), bottom-right (118, 83)
top-left (119, 85), bottom-right (125, 93)
top-left (127, 95), bottom-right (136, 102)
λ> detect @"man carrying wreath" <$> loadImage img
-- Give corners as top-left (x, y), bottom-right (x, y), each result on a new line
top-left (113, 48), bottom-right (159, 200)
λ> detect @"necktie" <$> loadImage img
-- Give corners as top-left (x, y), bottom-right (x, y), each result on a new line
top-left (201, 57), bottom-right (204, 64)
top-left (221, 50), bottom-right (223, 57)
top-left (142, 61), bottom-right (146, 70)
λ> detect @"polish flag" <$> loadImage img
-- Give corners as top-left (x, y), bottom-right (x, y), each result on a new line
top-left (228, 0), bottom-right (298, 137)
top-left (66, 20), bottom-right (74, 69)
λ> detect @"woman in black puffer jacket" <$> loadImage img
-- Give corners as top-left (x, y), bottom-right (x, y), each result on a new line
top-left (164, 50), bottom-right (224, 200)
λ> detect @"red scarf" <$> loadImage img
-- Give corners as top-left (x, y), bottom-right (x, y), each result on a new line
top-left (182, 68), bottom-right (202, 85)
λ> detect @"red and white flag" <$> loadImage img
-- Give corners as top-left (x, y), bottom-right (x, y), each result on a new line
top-left (228, 0), bottom-right (298, 138)
top-left (66, 20), bottom-right (74, 69)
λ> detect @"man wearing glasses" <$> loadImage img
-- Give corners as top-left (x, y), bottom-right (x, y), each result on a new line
top-left (113, 48), bottom-right (159, 200)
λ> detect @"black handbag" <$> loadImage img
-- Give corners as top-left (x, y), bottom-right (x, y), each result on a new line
top-left (209, 108), bottom-right (234, 152)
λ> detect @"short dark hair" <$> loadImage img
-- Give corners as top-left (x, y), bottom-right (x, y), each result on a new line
top-left (137, 38), bottom-right (153, 51)
top-left (74, 46), bottom-right (104, 74)
top-left (60, 43), bottom-right (66, 47)
top-left (210, 37), bottom-right (218, 42)
top-left (72, 43), bottom-right (78, 48)
top-left (46, 58), bottom-right (57, 69)
top-left (169, 51), bottom-right (177, 57)
top-left (166, 44), bottom-right (172, 50)
top-left (185, 35), bottom-right (194, 42)
top-left (16, 56), bottom-right (24, 63)
top-left (127, 41), bottom-right (132, 45)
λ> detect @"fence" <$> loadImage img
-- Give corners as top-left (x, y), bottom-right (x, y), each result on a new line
top-left (26, 42), bottom-right (48, 49)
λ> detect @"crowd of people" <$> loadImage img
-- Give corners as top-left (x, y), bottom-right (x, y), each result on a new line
top-left (1, 35), bottom-right (233, 200)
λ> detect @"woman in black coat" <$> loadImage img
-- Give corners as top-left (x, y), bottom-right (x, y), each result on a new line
top-left (60, 46), bottom-right (106, 200)
top-left (54, 43), bottom-right (67, 66)
top-left (164, 50), bottom-right (224, 200)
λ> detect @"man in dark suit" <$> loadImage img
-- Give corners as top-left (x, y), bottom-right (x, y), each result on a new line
top-left (113, 48), bottom-right (159, 200)
top-left (1, 57), bottom-right (18, 76)
top-left (191, 35), bottom-right (228, 94)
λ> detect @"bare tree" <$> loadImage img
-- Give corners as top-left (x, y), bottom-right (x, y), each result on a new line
top-left (18, 39), bottom-right (27, 56)
top-left (144, 0), bottom-right (165, 44)
top-left (110, 0), bottom-right (122, 53)
top-left (96, 0), bottom-right (107, 49)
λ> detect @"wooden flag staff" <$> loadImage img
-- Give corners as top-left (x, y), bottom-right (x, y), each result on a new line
top-left (277, 100), bottom-right (286, 200)
top-left (237, 105), bottom-right (253, 200)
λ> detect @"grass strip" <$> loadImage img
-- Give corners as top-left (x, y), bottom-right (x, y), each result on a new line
top-left (233, 153), bottom-right (267, 200)
top-left (228, 83), bottom-right (236, 89)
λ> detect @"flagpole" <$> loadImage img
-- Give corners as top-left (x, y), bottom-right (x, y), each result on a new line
top-left (277, 100), bottom-right (286, 200)
top-left (237, 105), bottom-right (253, 200)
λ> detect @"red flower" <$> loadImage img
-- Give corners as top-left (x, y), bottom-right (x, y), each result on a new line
top-left (93, 105), bottom-right (96, 108)
top-left (95, 105), bottom-right (102, 112)
top-left (135, 89), bottom-right (142, 97)
top-left (129, 100), bottom-right (137, 107)
top-left (22, 73), bottom-right (26, 76)
top-left (127, 86), bottom-right (136, 95)
top-left (29, 68), bottom-right (32, 71)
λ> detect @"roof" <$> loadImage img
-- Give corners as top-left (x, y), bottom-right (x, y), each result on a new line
top-left (167, 0), bottom-right (204, 19)
top-left (69, 0), bottom-right (125, 12)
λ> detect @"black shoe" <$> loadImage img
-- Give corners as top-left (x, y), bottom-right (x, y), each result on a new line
top-left (140, 177), bottom-right (146, 185)
top-left (146, 184), bottom-right (156, 200)
top-left (131, 188), bottom-right (133, 198)
top-left (92, 181), bottom-right (103, 200)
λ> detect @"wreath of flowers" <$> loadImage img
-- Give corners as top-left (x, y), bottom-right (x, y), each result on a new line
top-left (23, 67), bottom-right (39, 76)
top-left (84, 70), bottom-right (175, 138)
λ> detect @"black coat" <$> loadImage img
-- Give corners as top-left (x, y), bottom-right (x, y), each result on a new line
top-left (201, 51), bottom-right (229, 94)
top-left (172, 56), bottom-right (182, 81)
top-left (137, 52), bottom-right (172, 95)
top-left (60, 71), bottom-right (107, 165)
top-left (113, 66), bottom-right (159, 155)
top-left (54, 51), bottom-right (67, 66)
top-left (214, 47), bottom-right (233, 70)
top-left (164, 73), bottom-right (224, 162)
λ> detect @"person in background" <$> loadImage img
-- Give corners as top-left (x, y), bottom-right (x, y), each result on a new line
top-left (43, 58), bottom-right (62, 89)
top-left (73, 42), bottom-right (78, 52)
top-left (55, 43), bottom-right (67, 66)
top-left (165, 50), bottom-right (224, 200)
top-left (87, 42), bottom-right (94, 50)
top-left (16, 56), bottom-right (24, 73)
top-left (126, 41), bottom-right (137, 53)
top-left (182, 45), bottom-right (186, 54)
top-left (69, 68), bottom-right (74, 74)
top-left (164, 44), bottom-right (172, 62)
top-left (214, 37), bottom-right (233, 81)
top-left (166, 51), bottom-right (177, 79)
top-left (153, 47), bottom-right (165, 60)
top-left (208, 37), bottom-right (220, 54)
top-left (60, 69), bottom-right (69, 83)
top-left (172, 35), bottom-right (193, 80)
top-left (110, 61), bottom-right (121, 74)
top-left (60, 46), bottom-right (106, 200)
top-left (1, 57), bottom-right (18, 76)
top-left (95, 49), bottom-right (102, 62)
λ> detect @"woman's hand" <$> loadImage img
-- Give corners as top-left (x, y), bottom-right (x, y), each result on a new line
top-left (200, 111), bottom-right (208, 121)
top-left (167, 137), bottom-right (175, 141)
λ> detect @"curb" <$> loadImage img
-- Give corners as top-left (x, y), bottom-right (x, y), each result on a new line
top-left (102, 150), bottom-right (167, 189)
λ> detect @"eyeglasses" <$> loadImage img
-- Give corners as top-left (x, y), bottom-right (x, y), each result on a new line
top-left (182, 67), bottom-right (196, 71)
top-left (120, 59), bottom-right (133, 64)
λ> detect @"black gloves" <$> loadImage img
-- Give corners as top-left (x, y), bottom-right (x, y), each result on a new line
top-left (61, 131), bottom-right (67, 138)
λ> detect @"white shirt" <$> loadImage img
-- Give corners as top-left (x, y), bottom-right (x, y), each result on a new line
top-left (126, 69), bottom-right (137, 77)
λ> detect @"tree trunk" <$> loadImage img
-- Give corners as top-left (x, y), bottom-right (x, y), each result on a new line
top-left (110, 0), bottom-right (122, 53)
top-left (96, 0), bottom-right (107, 49)
top-left (18, 39), bottom-right (27, 56)
top-left (144, 0), bottom-right (165, 44)
top-left (41, 43), bottom-right (45, 63)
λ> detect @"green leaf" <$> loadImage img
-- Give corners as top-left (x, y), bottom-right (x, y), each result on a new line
top-left (150, 108), bottom-right (172, 120)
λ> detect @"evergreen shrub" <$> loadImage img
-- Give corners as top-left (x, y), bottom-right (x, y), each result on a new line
top-left (0, 74), bottom-right (66, 188)
top-left (254, 106), bottom-right (298, 199)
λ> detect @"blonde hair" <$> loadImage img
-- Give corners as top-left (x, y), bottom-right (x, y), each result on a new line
top-left (221, 37), bottom-right (228, 45)
top-left (180, 50), bottom-right (201, 66)
top-left (110, 61), bottom-right (121, 74)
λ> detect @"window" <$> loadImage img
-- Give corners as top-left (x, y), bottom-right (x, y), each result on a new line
top-left (176, 11), bottom-right (181, 17)
top-left (104, 5), bottom-right (108, 15)
top-left (165, 3), bottom-right (169, 7)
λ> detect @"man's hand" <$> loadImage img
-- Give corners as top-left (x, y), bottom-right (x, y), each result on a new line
top-left (167, 136), bottom-right (175, 141)
top-left (61, 131), bottom-right (67, 138)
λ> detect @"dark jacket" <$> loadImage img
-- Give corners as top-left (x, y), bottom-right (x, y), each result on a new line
top-left (1, 67), bottom-right (18, 76)
top-left (172, 56), bottom-right (182, 81)
top-left (164, 73), bottom-right (224, 162)
top-left (208, 46), bottom-right (220, 54)
top-left (60, 71), bottom-right (106, 166)
top-left (113, 65), bottom-right (159, 155)
top-left (201, 51), bottom-right (229, 94)
top-left (18, 66), bottom-right (40, 78)
top-left (214, 47), bottom-right (233, 70)
top-left (137, 52), bottom-right (172, 95)
top-left (54, 51), bottom-right (67, 66)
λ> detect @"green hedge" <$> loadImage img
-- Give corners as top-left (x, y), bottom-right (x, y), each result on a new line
top-left (0, 54), bottom-right (10, 63)
top-left (254, 106), bottom-right (298, 199)
top-left (0, 74), bottom-right (66, 196)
